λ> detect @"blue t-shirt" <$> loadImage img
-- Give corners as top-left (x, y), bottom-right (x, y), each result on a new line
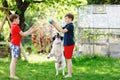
top-left (63, 23), bottom-right (75, 46)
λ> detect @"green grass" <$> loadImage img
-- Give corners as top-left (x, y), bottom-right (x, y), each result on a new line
top-left (0, 55), bottom-right (120, 80)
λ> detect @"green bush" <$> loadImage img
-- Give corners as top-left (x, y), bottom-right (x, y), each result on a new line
top-left (0, 33), bottom-right (4, 41)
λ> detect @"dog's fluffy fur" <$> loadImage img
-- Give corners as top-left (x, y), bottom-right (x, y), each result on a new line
top-left (47, 33), bottom-right (66, 76)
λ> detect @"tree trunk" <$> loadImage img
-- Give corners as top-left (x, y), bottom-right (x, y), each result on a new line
top-left (15, 10), bottom-right (25, 30)
top-left (15, 0), bottom-right (30, 30)
top-left (19, 12), bottom-right (25, 30)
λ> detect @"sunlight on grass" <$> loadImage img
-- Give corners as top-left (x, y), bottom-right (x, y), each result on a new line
top-left (31, 69), bottom-right (38, 73)
top-left (0, 58), bottom-right (9, 62)
top-left (94, 70), bottom-right (110, 75)
top-left (0, 70), bottom-right (5, 74)
top-left (76, 67), bottom-right (88, 72)
top-left (26, 54), bottom-right (54, 63)
top-left (76, 66), bottom-right (112, 75)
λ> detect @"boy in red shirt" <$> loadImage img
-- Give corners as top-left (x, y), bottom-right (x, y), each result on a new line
top-left (9, 14), bottom-right (37, 79)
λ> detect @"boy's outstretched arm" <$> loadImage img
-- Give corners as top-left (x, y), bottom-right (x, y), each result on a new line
top-left (52, 20), bottom-right (68, 33)
top-left (19, 27), bottom-right (38, 36)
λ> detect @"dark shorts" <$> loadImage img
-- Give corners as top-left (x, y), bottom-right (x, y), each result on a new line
top-left (64, 44), bottom-right (75, 59)
top-left (10, 43), bottom-right (20, 58)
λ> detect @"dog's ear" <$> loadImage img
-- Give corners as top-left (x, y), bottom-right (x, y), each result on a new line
top-left (60, 36), bottom-right (63, 41)
top-left (52, 36), bottom-right (55, 41)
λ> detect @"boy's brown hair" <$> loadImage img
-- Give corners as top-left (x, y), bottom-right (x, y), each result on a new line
top-left (65, 13), bottom-right (74, 21)
top-left (10, 14), bottom-right (19, 22)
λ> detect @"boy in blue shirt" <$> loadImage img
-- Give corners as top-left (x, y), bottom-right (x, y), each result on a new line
top-left (51, 13), bottom-right (75, 78)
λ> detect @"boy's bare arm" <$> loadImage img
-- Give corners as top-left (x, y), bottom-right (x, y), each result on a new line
top-left (52, 21), bottom-right (68, 33)
top-left (19, 27), bottom-right (38, 36)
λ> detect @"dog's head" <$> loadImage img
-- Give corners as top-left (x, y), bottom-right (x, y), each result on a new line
top-left (53, 33), bottom-right (63, 41)
top-left (52, 33), bottom-right (63, 45)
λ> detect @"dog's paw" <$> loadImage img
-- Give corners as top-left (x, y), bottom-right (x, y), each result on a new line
top-left (47, 57), bottom-right (50, 59)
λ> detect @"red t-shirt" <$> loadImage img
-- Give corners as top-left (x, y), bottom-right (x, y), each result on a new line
top-left (10, 23), bottom-right (21, 46)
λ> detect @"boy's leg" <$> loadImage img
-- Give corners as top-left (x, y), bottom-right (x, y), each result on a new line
top-left (10, 58), bottom-right (18, 77)
top-left (9, 43), bottom-right (20, 79)
top-left (67, 59), bottom-right (72, 76)
top-left (65, 59), bottom-right (72, 78)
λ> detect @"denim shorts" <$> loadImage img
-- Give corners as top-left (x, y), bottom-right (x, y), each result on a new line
top-left (10, 43), bottom-right (20, 58)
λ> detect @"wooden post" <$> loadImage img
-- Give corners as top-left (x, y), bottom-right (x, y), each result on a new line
top-left (4, 10), bottom-right (11, 27)
top-left (20, 43), bottom-right (28, 61)
top-left (0, 16), bottom-right (7, 32)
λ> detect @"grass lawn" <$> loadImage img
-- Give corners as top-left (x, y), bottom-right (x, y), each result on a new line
top-left (0, 54), bottom-right (120, 80)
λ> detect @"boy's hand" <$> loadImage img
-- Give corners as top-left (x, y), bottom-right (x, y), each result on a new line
top-left (51, 20), bottom-right (55, 24)
top-left (50, 20), bottom-right (56, 27)
top-left (31, 27), bottom-right (38, 33)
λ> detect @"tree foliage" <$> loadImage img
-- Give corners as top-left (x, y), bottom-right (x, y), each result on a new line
top-left (87, 0), bottom-right (120, 4)
top-left (0, 0), bottom-right (87, 30)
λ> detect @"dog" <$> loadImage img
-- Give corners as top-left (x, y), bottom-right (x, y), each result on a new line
top-left (47, 33), bottom-right (66, 76)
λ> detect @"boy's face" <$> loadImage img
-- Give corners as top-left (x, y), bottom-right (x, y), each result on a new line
top-left (65, 16), bottom-right (72, 24)
top-left (14, 17), bottom-right (20, 24)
